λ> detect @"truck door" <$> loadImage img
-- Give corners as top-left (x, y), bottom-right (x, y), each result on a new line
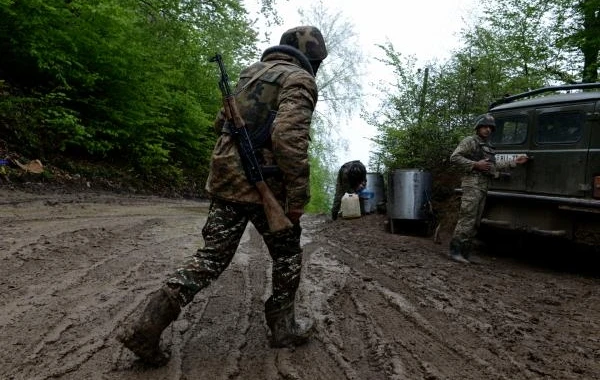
top-left (527, 105), bottom-right (592, 196)
top-left (489, 112), bottom-right (529, 192)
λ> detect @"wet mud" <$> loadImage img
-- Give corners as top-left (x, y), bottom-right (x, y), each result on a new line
top-left (1, 189), bottom-right (598, 379)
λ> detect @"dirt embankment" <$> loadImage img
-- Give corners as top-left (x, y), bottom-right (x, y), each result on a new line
top-left (1, 189), bottom-right (599, 380)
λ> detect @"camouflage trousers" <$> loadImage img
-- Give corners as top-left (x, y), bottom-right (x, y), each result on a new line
top-left (452, 186), bottom-right (487, 243)
top-left (166, 198), bottom-right (303, 311)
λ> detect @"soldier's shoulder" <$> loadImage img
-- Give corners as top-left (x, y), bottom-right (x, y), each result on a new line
top-left (282, 65), bottom-right (315, 83)
top-left (242, 61), bottom-right (314, 85)
top-left (460, 135), bottom-right (478, 145)
top-left (240, 61), bottom-right (270, 77)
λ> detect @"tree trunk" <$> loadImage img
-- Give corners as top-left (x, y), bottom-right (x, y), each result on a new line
top-left (580, 0), bottom-right (600, 83)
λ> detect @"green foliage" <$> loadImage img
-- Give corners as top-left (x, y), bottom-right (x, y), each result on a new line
top-left (556, 0), bottom-right (600, 82)
top-left (0, 85), bottom-right (85, 158)
top-left (3, 0), bottom-right (599, 203)
top-left (466, 0), bottom-right (559, 91)
top-left (0, 0), bottom-right (260, 191)
top-left (299, 1), bottom-right (365, 213)
top-left (306, 154), bottom-right (334, 214)
top-left (368, 0), bottom-right (600, 195)
top-left (306, 113), bottom-right (339, 214)
top-left (366, 46), bottom-right (462, 174)
top-left (373, 122), bottom-right (461, 172)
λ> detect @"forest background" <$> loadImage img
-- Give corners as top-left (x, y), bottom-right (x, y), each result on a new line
top-left (1, 0), bottom-right (599, 214)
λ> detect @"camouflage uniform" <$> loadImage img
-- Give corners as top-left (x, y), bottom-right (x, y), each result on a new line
top-left (167, 199), bottom-right (303, 310)
top-left (450, 134), bottom-right (516, 251)
top-left (117, 26), bottom-right (327, 364)
top-left (169, 38), bottom-right (321, 311)
top-left (331, 160), bottom-right (367, 220)
top-left (205, 51), bottom-right (318, 211)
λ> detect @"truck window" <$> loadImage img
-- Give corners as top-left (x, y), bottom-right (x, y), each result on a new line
top-left (491, 116), bottom-right (528, 145)
top-left (537, 111), bottom-right (583, 144)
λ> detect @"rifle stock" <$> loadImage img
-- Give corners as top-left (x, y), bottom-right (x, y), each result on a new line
top-left (210, 53), bottom-right (292, 232)
top-left (255, 181), bottom-right (293, 232)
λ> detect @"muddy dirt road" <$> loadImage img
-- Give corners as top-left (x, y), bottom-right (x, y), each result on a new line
top-left (1, 189), bottom-right (599, 380)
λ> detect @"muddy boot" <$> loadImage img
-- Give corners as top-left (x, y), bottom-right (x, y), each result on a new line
top-left (265, 297), bottom-right (314, 348)
top-left (461, 240), bottom-right (473, 261)
top-left (449, 238), bottom-right (470, 263)
top-left (117, 286), bottom-right (181, 366)
top-left (463, 240), bottom-right (486, 264)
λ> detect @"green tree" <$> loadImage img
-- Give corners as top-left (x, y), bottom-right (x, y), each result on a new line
top-left (368, 0), bottom-right (600, 202)
top-left (553, 0), bottom-right (600, 82)
top-left (0, 0), bottom-right (261, 191)
top-left (461, 0), bottom-right (555, 94)
top-left (298, 1), bottom-right (365, 213)
top-left (365, 46), bottom-right (461, 175)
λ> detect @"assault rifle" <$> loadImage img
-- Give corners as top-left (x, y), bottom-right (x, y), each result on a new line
top-left (209, 53), bottom-right (292, 232)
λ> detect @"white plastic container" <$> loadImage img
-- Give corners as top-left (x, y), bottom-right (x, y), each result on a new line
top-left (341, 193), bottom-right (361, 219)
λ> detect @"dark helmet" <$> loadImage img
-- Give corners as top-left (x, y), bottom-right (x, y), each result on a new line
top-left (474, 113), bottom-right (496, 131)
top-left (280, 26), bottom-right (328, 62)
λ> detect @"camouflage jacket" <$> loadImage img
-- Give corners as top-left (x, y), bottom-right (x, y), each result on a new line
top-left (205, 48), bottom-right (318, 212)
top-left (450, 134), bottom-right (515, 190)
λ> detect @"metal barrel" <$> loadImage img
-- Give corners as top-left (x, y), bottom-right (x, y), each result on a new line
top-left (387, 169), bottom-right (432, 220)
top-left (364, 172), bottom-right (385, 214)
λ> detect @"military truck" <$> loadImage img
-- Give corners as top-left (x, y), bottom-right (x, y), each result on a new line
top-left (481, 82), bottom-right (600, 246)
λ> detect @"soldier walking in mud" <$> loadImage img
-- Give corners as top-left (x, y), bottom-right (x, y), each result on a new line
top-left (117, 26), bottom-right (328, 366)
top-left (449, 114), bottom-right (528, 263)
top-left (331, 160), bottom-right (367, 220)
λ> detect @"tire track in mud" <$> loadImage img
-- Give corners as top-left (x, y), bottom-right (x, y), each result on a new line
top-left (318, 235), bottom-right (533, 380)
top-left (173, 228), bottom-right (258, 379)
top-left (1, 197), bottom-right (208, 380)
top-left (313, 215), bottom-right (600, 380)
top-left (299, 244), bottom-right (358, 379)
top-left (298, 218), bottom-right (470, 379)
top-left (169, 223), bottom-right (343, 380)
top-left (3, 194), bottom-right (599, 380)
top-left (107, 222), bottom-right (278, 380)
top-left (301, 238), bottom-right (458, 380)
